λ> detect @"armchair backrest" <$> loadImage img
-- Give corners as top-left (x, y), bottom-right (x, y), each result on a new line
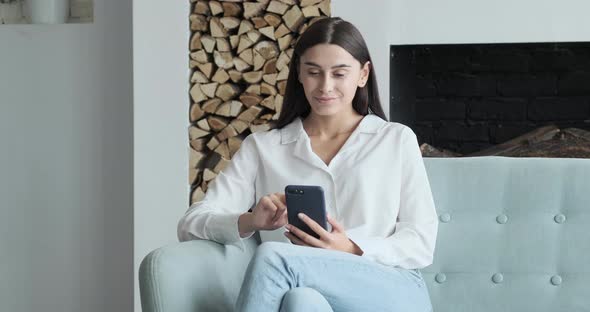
top-left (421, 156), bottom-right (590, 312)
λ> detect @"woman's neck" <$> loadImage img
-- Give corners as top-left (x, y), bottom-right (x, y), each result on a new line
top-left (302, 111), bottom-right (364, 139)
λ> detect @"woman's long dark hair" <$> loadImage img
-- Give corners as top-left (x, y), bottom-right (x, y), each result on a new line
top-left (273, 17), bottom-right (387, 130)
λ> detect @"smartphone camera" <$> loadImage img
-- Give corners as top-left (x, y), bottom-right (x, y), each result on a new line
top-left (287, 188), bottom-right (304, 195)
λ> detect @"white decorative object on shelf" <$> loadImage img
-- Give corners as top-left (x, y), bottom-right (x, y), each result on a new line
top-left (24, 0), bottom-right (69, 24)
top-left (0, 0), bottom-right (26, 24)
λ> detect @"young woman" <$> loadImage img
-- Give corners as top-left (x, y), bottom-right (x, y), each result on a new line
top-left (178, 17), bottom-right (438, 312)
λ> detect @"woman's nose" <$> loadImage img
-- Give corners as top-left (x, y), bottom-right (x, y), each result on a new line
top-left (319, 75), bottom-right (334, 92)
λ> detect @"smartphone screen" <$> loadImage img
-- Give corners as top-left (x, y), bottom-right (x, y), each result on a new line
top-left (285, 185), bottom-right (327, 239)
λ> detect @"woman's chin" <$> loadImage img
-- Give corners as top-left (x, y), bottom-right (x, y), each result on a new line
top-left (310, 105), bottom-right (342, 116)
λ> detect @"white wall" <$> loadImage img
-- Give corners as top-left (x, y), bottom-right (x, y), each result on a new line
top-left (132, 1), bottom-right (189, 311)
top-left (332, 0), bottom-right (590, 120)
top-left (0, 0), bottom-right (133, 311)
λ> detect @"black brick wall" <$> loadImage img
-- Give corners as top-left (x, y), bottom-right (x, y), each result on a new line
top-left (391, 42), bottom-right (590, 154)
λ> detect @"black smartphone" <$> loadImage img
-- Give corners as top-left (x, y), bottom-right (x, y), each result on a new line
top-left (285, 185), bottom-right (328, 239)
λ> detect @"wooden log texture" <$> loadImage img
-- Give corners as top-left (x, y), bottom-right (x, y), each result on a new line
top-left (421, 125), bottom-right (590, 159)
top-left (188, 0), bottom-right (331, 202)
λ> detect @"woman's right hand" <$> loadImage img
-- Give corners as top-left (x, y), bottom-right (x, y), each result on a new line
top-left (250, 192), bottom-right (288, 231)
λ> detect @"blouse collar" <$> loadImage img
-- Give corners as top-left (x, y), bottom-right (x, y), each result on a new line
top-left (280, 114), bottom-right (387, 145)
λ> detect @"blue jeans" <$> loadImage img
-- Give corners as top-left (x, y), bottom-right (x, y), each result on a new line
top-left (235, 242), bottom-right (433, 312)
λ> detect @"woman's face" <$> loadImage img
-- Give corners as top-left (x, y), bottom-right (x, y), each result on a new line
top-left (298, 44), bottom-right (370, 117)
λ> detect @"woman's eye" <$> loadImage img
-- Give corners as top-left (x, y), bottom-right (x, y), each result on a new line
top-left (306, 71), bottom-right (345, 77)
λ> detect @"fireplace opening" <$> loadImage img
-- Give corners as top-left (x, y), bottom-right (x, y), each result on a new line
top-left (390, 42), bottom-right (590, 157)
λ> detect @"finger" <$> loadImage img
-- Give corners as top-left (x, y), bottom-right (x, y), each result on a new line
top-left (327, 215), bottom-right (344, 233)
top-left (286, 223), bottom-right (325, 248)
top-left (260, 196), bottom-right (274, 212)
top-left (270, 194), bottom-right (287, 223)
top-left (284, 231), bottom-right (308, 246)
top-left (261, 197), bottom-right (279, 221)
top-left (285, 230), bottom-right (312, 247)
top-left (298, 213), bottom-right (330, 239)
top-left (273, 210), bottom-right (288, 227)
top-left (277, 193), bottom-right (287, 206)
top-left (265, 195), bottom-right (281, 222)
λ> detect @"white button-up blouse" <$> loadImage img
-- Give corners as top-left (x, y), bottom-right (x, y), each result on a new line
top-left (177, 114), bottom-right (439, 269)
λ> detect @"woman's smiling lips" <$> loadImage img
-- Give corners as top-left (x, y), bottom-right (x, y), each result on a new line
top-left (314, 96), bottom-right (337, 104)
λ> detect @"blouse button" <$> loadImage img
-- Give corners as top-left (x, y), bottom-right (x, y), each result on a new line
top-left (435, 273), bottom-right (447, 283)
top-left (439, 213), bottom-right (451, 223)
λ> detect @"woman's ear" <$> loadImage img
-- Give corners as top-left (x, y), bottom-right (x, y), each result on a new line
top-left (358, 61), bottom-right (371, 87)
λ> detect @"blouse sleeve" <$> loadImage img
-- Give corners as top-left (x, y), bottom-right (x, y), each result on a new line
top-left (347, 127), bottom-right (439, 269)
top-left (177, 134), bottom-right (259, 251)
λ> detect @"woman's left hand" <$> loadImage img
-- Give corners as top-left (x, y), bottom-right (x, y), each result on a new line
top-left (284, 213), bottom-right (363, 255)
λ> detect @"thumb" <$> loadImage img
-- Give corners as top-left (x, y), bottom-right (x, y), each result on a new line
top-left (327, 215), bottom-right (344, 233)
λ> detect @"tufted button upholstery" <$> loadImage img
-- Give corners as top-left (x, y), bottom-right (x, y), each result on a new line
top-left (551, 275), bottom-right (562, 285)
top-left (138, 157), bottom-right (590, 312)
top-left (492, 273), bottom-right (504, 284)
top-left (554, 214), bottom-right (566, 224)
top-left (435, 273), bottom-right (447, 284)
top-left (421, 157), bottom-right (590, 312)
top-left (439, 213), bottom-right (451, 223)
top-left (496, 214), bottom-right (508, 224)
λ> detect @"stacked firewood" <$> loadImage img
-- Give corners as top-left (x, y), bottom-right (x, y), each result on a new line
top-left (420, 125), bottom-right (590, 158)
top-left (188, 0), bottom-right (330, 204)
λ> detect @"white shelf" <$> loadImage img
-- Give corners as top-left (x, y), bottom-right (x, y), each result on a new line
top-left (0, 0), bottom-right (93, 25)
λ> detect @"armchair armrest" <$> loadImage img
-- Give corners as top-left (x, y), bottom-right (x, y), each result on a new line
top-left (139, 237), bottom-right (258, 312)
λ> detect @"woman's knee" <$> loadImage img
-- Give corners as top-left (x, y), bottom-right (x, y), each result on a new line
top-left (279, 287), bottom-right (333, 312)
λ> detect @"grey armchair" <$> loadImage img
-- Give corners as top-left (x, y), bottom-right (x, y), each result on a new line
top-left (140, 157), bottom-right (590, 311)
